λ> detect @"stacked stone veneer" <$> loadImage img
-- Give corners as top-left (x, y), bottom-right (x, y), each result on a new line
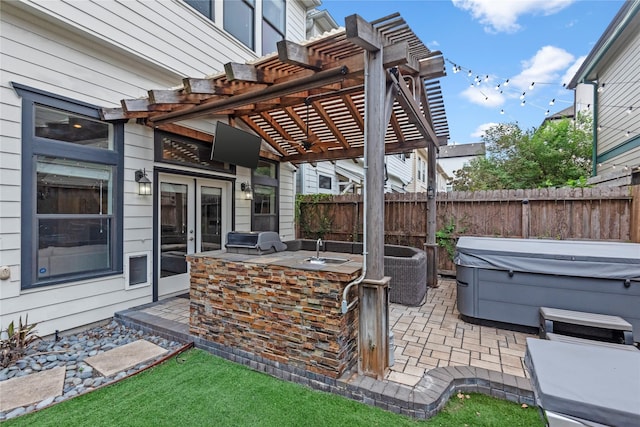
top-left (188, 255), bottom-right (360, 379)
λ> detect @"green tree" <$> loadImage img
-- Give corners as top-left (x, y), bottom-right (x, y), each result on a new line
top-left (452, 115), bottom-right (592, 191)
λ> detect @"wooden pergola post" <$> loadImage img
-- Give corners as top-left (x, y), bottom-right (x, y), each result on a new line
top-left (346, 14), bottom-right (390, 379)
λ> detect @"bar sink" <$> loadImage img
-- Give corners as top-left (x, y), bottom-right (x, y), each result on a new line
top-left (304, 257), bottom-right (350, 265)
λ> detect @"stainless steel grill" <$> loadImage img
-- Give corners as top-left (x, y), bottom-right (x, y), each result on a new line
top-left (225, 231), bottom-right (287, 255)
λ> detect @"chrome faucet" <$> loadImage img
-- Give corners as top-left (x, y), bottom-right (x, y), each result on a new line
top-left (316, 238), bottom-right (323, 259)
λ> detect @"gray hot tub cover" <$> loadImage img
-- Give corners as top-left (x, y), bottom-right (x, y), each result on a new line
top-left (525, 338), bottom-right (640, 426)
top-left (454, 237), bottom-right (640, 280)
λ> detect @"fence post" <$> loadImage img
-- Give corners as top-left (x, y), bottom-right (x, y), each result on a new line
top-left (522, 198), bottom-right (530, 238)
top-left (631, 185), bottom-right (640, 243)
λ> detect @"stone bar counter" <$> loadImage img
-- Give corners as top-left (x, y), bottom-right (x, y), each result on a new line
top-left (187, 249), bottom-right (363, 379)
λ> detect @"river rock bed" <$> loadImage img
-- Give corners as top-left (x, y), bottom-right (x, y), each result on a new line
top-left (0, 320), bottom-right (184, 420)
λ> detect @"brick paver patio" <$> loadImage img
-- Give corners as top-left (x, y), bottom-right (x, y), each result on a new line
top-left (138, 277), bottom-right (534, 388)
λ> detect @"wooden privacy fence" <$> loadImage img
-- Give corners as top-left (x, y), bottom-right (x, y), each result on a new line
top-left (296, 185), bottom-right (639, 273)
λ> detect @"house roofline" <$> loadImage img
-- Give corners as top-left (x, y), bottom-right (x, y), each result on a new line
top-left (567, 1), bottom-right (640, 88)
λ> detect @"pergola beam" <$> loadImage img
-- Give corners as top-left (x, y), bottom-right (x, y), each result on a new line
top-left (150, 66), bottom-right (350, 125)
top-left (419, 56), bottom-right (446, 80)
top-left (345, 14), bottom-right (383, 52)
top-left (282, 138), bottom-right (428, 163)
top-left (277, 40), bottom-right (323, 71)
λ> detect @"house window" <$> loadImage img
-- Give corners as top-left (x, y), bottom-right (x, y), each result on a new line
top-left (252, 159), bottom-right (278, 231)
top-left (418, 159), bottom-right (426, 183)
top-left (14, 83), bottom-right (123, 289)
top-left (185, 0), bottom-right (214, 20)
top-left (155, 131), bottom-right (233, 173)
top-left (262, 0), bottom-right (285, 54)
top-left (224, 0), bottom-right (255, 50)
top-left (319, 174), bottom-right (332, 190)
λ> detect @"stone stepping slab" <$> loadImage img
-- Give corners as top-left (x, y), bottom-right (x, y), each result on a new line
top-left (0, 366), bottom-right (65, 412)
top-left (85, 339), bottom-right (168, 377)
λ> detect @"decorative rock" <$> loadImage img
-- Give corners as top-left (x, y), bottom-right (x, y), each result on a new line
top-left (5, 407), bottom-right (26, 419)
top-left (36, 397), bottom-right (55, 410)
top-left (0, 321), bottom-right (182, 420)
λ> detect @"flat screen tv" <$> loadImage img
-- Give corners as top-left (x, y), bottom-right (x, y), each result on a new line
top-left (211, 121), bottom-right (261, 169)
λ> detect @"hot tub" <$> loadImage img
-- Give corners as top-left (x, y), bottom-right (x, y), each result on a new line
top-left (454, 237), bottom-right (640, 341)
top-left (284, 240), bottom-right (427, 306)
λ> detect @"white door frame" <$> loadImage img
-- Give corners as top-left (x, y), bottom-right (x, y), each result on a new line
top-left (156, 172), bottom-right (231, 299)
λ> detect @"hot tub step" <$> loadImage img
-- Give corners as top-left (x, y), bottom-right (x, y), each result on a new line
top-left (539, 307), bottom-right (634, 345)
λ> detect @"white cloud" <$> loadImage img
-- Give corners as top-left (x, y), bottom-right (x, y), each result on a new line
top-left (509, 45), bottom-right (574, 91)
top-left (561, 55), bottom-right (586, 87)
top-left (452, 0), bottom-right (574, 33)
top-left (461, 83), bottom-right (505, 107)
top-left (471, 122), bottom-right (498, 138)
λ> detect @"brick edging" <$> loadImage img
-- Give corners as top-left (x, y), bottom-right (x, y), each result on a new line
top-left (115, 312), bottom-right (535, 420)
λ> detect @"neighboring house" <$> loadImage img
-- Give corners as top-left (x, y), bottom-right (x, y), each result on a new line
top-left (567, 0), bottom-right (640, 186)
top-left (437, 143), bottom-right (486, 190)
top-left (404, 148), bottom-right (449, 193)
top-left (542, 105), bottom-right (574, 124)
top-left (0, 0), bottom-right (315, 336)
top-left (1, 1), bottom-right (447, 337)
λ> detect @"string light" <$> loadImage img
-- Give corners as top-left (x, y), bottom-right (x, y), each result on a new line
top-left (443, 58), bottom-right (639, 119)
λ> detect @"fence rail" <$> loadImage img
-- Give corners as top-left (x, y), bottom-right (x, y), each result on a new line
top-left (296, 186), bottom-right (638, 273)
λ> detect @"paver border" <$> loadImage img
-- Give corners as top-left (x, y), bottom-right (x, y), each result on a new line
top-left (116, 308), bottom-right (535, 420)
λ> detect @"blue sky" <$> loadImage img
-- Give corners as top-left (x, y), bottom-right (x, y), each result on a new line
top-left (319, 0), bottom-right (624, 144)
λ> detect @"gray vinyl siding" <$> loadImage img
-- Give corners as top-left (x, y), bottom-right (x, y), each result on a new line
top-left (0, 0), bottom-right (304, 335)
top-left (596, 22), bottom-right (640, 174)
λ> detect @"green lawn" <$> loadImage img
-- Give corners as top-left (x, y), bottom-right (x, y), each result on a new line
top-left (4, 349), bottom-right (543, 426)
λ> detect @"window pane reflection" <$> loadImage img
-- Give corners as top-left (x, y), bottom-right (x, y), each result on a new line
top-left (35, 105), bottom-right (112, 149)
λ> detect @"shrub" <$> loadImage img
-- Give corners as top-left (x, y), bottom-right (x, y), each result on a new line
top-left (0, 315), bottom-right (39, 368)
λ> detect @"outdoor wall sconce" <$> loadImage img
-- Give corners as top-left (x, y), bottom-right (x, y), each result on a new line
top-left (427, 185), bottom-right (435, 200)
top-left (135, 169), bottom-right (152, 196)
top-left (241, 182), bottom-right (253, 200)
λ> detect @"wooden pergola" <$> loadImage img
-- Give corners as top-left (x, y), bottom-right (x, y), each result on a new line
top-left (102, 13), bottom-right (449, 163)
top-left (102, 13), bottom-right (448, 379)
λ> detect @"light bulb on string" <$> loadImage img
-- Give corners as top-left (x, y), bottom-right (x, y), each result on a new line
top-left (549, 99), bottom-right (555, 106)
top-left (625, 130), bottom-right (630, 137)
top-left (597, 125), bottom-right (602, 131)
top-left (468, 70), bottom-right (472, 77)
top-left (545, 110), bottom-right (549, 116)
top-left (520, 92), bottom-right (526, 100)
top-left (627, 106), bottom-right (633, 114)
top-left (521, 100), bottom-right (526, 107)
top-left (504, 79), bottom-right (509, 86)
top-left (500, 109), bottom-right (505, 115)
top-left (529, 82), bottom-right (535, 90)
top-left (484, 75), bottom-right (489, 82)
top-left (597, 83), bottom-right (605, 92)
top-left (495, 84), bottom-right (500, 90)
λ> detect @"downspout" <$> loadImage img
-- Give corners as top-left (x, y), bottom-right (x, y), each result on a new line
top-left (583, 80), bottom-right (599, 176)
